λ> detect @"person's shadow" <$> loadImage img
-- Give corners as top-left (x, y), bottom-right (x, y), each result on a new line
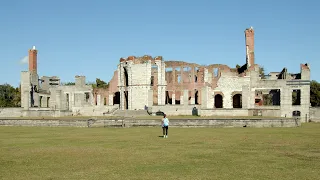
top-left (158, 136), bottom-right (164, 138)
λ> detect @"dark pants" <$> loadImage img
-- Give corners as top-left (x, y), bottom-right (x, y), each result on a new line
top-left (162, 126), bottom-right (168, 136)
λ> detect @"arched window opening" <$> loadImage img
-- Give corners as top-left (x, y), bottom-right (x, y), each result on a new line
top-left (233, 94), bottom-right (242, 108)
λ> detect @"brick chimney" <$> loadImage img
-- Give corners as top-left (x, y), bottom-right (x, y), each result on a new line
top-left (29, 46), bottom-right (37, 73)
top-left (245, 27), bottom-right (254, 67)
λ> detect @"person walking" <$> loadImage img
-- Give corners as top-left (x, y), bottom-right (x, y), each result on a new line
top-left (162, 114), bottom-right (169, 138)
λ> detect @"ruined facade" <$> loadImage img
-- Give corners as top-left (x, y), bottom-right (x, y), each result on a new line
top-left (20, 46), bottom-right (119, 117)
top-left (15, 27), bottom-right (311, 120)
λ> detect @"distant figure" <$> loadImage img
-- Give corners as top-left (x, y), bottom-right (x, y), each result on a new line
top-left (162, 114), bottom-right (169, 138)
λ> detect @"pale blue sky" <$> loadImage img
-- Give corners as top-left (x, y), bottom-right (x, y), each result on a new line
top-left (0, 0), bottom-right (319, 87)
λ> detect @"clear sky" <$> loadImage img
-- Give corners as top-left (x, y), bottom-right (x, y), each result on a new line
top-left (0, 0), bottom-right (319, 87)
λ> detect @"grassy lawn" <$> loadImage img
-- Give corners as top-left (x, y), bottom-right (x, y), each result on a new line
top-left (1, 124), bottom-right (319, 180)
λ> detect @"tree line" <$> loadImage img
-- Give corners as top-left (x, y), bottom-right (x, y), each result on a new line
top-left (0, 84), bottom-right (21, 107)
top-left (1, 79), bottom-right (320, 107)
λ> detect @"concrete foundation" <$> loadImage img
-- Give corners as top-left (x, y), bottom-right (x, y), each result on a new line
top-left (0, 118), bottom-right (300, 128)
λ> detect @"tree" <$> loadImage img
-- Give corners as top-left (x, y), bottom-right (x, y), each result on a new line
top-left (13, 86), bottom-right (21, 107)
top-left (292, 90), bottom-right (300, 105)
top-left (95, 78), bottom-right (109, 89)
top-left (263, 94), bottom-right (273, 105)
top-left (310, 80), bottom-right (320, 107)
top-left (0, 84), bottom-right (20, 107)
top-left (259, 66), bottom-right (266, 79)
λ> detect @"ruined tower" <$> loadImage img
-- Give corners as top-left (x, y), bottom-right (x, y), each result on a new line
top-left (245, 27), bottom-right (255, 67)
top-left (21, 46), bottom-right (39, 109)
top-left (29, 46), bottom-right (37, 73)
top-left (28, 46), bottom-right (40, 107)
top-left (118, 55), bottom-right (166, 110)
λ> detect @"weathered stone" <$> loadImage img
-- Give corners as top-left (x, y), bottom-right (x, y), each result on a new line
top-left (0, 118), bottom-right (300, 128)
top-left (0, 28), bottom-right (312, 125)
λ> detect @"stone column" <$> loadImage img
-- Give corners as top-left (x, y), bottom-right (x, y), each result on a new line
top-left (102, 96), bottom-right (106, 106)
top-left (20, 71), bottom-right (30, 109)
top-left (247, 89), bottom-right (255, 109)
top-left (191, 66), bottom-right (195, 83)
top-left (109, 94), bottom-right (113, 106)
top-left (89, 92), bottom-right (94, 106)
top-left (180, 93), bottom-right (184, 105)
top-left (41, 96), bottom-right (47, 108)
top-left (157, 86), bottom-right (162, 105)
top-left (190, 94), bottom-right (195, 104)
top-left (33, 92), bottom-right (40, 107)
top-left (60, 94), bottom-right (67, 111)
top-left (172, 93), bottom-right (176, 105)
top-left (201, 87), bottom-right (208, 109)
top-left (198, 90), bottom-right (202, 105)
top-left (162, 63), bottom-right (167, 105)
top-left (172, 66), bottom-right (175, 84)
top-left (180, 66), bottom-right (183, 86)
top-left (241, 85), bottom-right (249, 109)
top-left (203, 68), bottom-right (209, 83)
top-left (223, 92), bottom-right (232, 109)
top-left (70, 93), bottom-right (74, 108)
top-left (120, 89), bottom-right (125, 110)
top-left (128, 87), bottom-right (132, 110)
top-left (74, 93), bottom-right (79, 107)
top-left (162, 86), bottom-right (166, 105)
top-left (97, 95), bottom-right (101, 106)
top-left (280, 87), bottom-right (292, 117)
top-left (190, 91), bottom-right (195, 105)
top-left (301, 86), bottom-right (311, 122)
top-left (184, 90), bottom-right (189, 106)
top-left (156, 60), bottom-right (166, 106)
top-left (55, 90), bottom-right (62, 110)
top-left (148, 89), bottom-right (153, 107)
top-left (190, 66), bottom-right (195, 104)
top-left (211, 92), bottom-right (214, 108)
top-left (23, 90), bottom-right (29, 110)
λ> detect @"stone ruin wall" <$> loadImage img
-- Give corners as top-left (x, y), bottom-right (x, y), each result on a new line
top-left (162, 61), bottom-right (245, 106)
top-left (110, 54), bottom-right (252, 109)
top-left (0, 27), bottom-right (313, 121)
top-left (92, 70), bottom-right (119, 106)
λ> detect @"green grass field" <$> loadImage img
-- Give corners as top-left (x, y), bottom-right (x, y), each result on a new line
top-left (1, 124), bottom-right (319, 180)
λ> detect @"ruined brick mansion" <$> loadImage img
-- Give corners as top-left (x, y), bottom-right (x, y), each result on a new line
top-left (11, 27), bottom-right (311, 120)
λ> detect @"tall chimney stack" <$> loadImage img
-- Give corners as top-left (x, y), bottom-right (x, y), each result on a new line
top-left (245, 27), bottom-right (255, 67)
top-left (28, 46), bottom-right (38, 73)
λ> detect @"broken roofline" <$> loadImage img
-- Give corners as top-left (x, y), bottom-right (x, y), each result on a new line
top-left (268, 63), bottom-right (310, 75)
